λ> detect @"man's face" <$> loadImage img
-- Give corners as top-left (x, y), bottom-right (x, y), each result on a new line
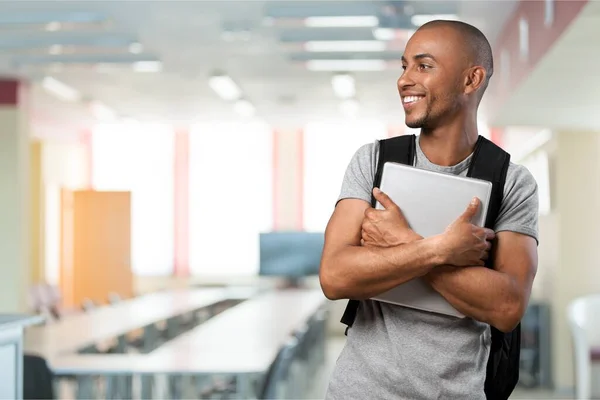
top-left (397, 26), bottom-right (467, 129)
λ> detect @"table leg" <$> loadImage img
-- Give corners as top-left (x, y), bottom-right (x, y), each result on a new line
top-left (144, 324), bottom-right (159, 353)
top-left (235, 374), bottom-right (254, 399)
top-left (141, 375), bottom-right (153, 399)
top-left (76, 376), bottom-right (95, 399)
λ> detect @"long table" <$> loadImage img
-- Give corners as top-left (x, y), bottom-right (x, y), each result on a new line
top-left (47, 289), bottom-right (327, 399)
top-left (24, 287), bottom-right (251, 362)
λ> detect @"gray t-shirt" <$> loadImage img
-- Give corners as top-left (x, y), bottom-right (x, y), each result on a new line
top-left (326, 136), bottom-right (539, 400)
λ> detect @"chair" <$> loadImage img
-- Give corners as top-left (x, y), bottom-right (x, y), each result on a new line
top-left (108, 292), bottom-right (122, 304)
top-left (567, 294), bottom-right (600, 399)
top-left (23, 354), bottom-right (55, 399)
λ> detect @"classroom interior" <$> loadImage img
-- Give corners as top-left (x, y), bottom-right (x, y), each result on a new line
top-left (1, 0), bottom-right (599, 399)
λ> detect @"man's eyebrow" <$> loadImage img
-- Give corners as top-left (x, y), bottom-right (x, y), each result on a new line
top-left (401, 53), bottom-right (437, 63)
top-left (414, 53), bottom-right (436, 62)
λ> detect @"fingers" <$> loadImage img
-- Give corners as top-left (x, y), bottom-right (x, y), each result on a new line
top-left (373, 188), bottom-right (398, 210)
top-left (364, 207), bottom-right (377, 220)
top-left (361, 219), bottom-right (374, 240)
top-left (458, 197), bottom-right (481, 222)
top-left (484, 228), bottom-right (496, 241)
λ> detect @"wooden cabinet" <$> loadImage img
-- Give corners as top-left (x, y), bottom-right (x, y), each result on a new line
top-left (59, 190), bottom-right (133, 308)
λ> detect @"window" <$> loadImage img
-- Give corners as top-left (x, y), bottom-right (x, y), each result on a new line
top-left (303, 120), bottom-right (388, 232)
top-left (91, 123), bottom-right (175, 276)
top-left (43, 142), bottom-right (89, 285)
top-left (188, 122), bottom-right (273, 276)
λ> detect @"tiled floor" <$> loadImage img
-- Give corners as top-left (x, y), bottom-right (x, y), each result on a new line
top-left (316, 336), bottom-right (571, 400)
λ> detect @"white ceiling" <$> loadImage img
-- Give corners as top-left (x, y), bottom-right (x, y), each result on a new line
top-left (0, 0), bottom-right (518, 133)
top-left (492, 1), bottom-right (600, 130)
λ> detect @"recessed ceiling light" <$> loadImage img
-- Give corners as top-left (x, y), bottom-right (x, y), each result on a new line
top-left (129, 42), bottom-right (143, 54)
top-left (331, 74), bottom-right (355, 99)
top-left (45, 21), bottom-right (61, 31)
top-left (208, 74), bottom-right (242, 101)
top-left (48, 45), bottom-right (63, 55)
top-left (410, 14), bottom-right (459, 26)
top-left (42, 77), bottom-right (80, 102)
top-left (132, 61), bottom-right (162, 72)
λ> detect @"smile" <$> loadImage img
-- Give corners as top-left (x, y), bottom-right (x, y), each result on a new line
top-left (402, 95), bottom-right (424, 104)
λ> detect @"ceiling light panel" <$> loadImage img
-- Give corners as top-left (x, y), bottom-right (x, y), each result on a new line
top-left (305, 40), bottom-right (386, 52)
top-left (208, 74), bottom-right (242, 101)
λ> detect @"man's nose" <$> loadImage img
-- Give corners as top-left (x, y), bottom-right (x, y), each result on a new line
top-left (397, 70), bottom-right (415, 90)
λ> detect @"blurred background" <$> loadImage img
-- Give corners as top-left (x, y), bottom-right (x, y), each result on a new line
top-left (0, 0), bottom-right (598, 399)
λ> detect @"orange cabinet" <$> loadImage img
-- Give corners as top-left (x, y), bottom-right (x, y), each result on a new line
top-left (60, 189), bottom-right (133, 308)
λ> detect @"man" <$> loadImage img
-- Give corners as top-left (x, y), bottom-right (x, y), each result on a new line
top-left (319, 20), bottom-right (539, 399)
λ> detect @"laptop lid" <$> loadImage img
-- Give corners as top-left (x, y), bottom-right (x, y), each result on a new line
top-left (370, 162), bottom-right (493, 318)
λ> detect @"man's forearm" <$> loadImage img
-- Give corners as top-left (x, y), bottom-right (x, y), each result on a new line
top-left (320, 237), bottom-right (443, 300)
top-left (425, 266), bottom-right (524, 332)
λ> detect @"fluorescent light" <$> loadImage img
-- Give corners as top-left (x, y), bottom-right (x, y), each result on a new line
top-left (331, 74), bottom-right (355, 99)
top-left (339, 99), bottom-right (359, 117)
top-left (132, 61), bottom-right (162, 72)
top-left (48, 45), bottom-right (63, 55)
top-left (372, 28), bottom-right (395, 41)
top-left (90, 101), bottom-right (117, 121)
top-left (411, 14), bottom-right (459, 26)
top-left (209, 74), bottom-right (242, 101)
top-left (304, 16), bottom-right (379, 28)
top-left (306, 59), bottom-right (387, 71)
top-left (233, 99), bottom-right (255, 117)
top-left (305, 40), bottom-right (386, 52)
top-left (45, 21), bottom-right (61, 31)
top-left (42, 77), bottom-right (80, 102)
top-left (129, 42), bottom-right (143, 54)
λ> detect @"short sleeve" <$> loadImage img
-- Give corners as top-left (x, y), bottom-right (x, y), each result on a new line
top-left (494, 163), bottom-right (539, 244)
top-left (336, 141), bottom-right (379, 206)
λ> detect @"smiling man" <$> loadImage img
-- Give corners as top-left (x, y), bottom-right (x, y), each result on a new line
top-left (319, 20), bottom-right (539, 399)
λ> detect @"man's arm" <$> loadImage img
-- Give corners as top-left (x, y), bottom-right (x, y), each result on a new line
top-left (424, 231), bottom-right (538, 332)
top-left (319, 198), bottom-right (443, 300)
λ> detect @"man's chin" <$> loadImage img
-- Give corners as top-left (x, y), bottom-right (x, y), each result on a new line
top-left (405, 118), bottom-right (424, 129)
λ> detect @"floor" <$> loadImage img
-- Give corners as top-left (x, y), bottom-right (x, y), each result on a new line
top-left (315, 336), bottom-right (572, 400)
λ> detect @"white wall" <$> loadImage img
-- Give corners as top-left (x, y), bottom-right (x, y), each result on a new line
top-left (42, 140), bottom-right (89, 285)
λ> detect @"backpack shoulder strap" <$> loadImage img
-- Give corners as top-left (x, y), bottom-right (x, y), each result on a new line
top-left (371, 134), bottom-right (416, 206)
top-left (466, 135), bottom-right (511, 231)
top-left (340, 134), bottom-right (416, 332)
top-left (467, 138), bottom-right (520, 400)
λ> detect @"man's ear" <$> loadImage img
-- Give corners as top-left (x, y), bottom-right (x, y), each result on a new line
top-left (464, 66), bottom-right (487, 95)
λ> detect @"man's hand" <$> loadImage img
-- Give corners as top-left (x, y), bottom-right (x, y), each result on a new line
top-left (435, 197), bottom-right (495, 267)
top-left (361, 188), bottom-right (422, 248)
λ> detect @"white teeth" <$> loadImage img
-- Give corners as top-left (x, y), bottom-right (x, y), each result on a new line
top-left (403, 96), bottom-right (423, 104)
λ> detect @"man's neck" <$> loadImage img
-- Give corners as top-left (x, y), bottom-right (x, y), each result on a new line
top-left (418, 117), bottom-right (479, 166)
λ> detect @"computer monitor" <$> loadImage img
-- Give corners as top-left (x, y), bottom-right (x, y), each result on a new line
top-left (259, 231), bottom-right (324, 285)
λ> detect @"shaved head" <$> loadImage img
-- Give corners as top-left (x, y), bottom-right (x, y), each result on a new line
top-left (397, 19), bottom-right (494, 130)
top-left (419, 19), bottom-right (494, 92)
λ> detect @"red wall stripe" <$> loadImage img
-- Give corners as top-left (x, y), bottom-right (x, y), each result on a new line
top-left (490, 0), bottom-right (588, 114)
top-left (0, 80), bottom-right (19, 106)
top-left (173, 128), bottom-right (190, 276)
top-left (80, 129), bottom-right (93, 189)
top-left (296, 129), bottom-right (304, 230)
top-left (490, 127), bottom-right (505, 148)
top-left (272, 129), bottom-right (280, 231)
top-left (387, 125), bottom-right (405, 138)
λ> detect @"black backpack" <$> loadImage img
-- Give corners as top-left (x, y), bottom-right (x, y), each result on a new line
top-left (339, 134), bottom-right (520, 400)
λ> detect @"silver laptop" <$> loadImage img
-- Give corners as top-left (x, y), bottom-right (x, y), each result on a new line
top-left (371, 162), bottom-right (492, 318)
